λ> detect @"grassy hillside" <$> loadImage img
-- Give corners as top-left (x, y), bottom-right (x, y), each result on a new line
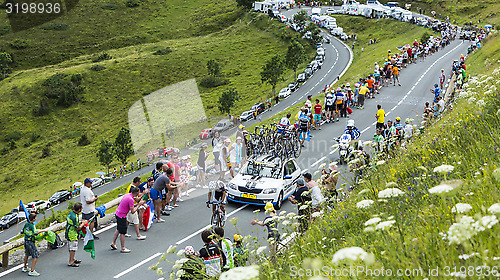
top-left (0, 11), bottom-right (317, 214)
top-left (257, 31), bottom-right (500, 279)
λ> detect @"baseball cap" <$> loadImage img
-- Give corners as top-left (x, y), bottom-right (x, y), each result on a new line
top-left (396, 117), bottom-right (401, 121)
top-left (234, 234), bottom-right (243, 242)
top-left (148, 177), bottom-right (154, 182)
top-left (84, 178), bottom-right (92, 185)
top-left (296, 178), bottom-right (305, 186)
top-left (264, 202), bottom-right (275, 213)
top-left (182, 156), bottom-right (188, 160)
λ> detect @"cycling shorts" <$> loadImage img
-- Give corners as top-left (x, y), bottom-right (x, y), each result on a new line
top-left (325, 105), bottom-right (335, 112)
top-left (213, 191), bottom-right (226, 203)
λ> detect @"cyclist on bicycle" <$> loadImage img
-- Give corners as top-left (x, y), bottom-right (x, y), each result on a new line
top-left (207, 180), bottom-right (227, 219)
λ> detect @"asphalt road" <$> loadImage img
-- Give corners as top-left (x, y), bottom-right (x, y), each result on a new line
top-left (1, 11), bottom-right (471, 280)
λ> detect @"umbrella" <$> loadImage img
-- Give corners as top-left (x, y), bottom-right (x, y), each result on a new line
top-left (485, 24), bottom-right (492, 29)
top-left (404, 44), bottom-right (410, 48)
top-left (73, 182), bottom-right (83, 187)
top-left (96, 171), bottom-right (106, 175)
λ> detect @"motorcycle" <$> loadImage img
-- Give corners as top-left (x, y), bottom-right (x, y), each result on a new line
top-left (335, 133), bottom-right (355, 165)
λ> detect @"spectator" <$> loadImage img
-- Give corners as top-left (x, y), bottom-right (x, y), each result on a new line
top-left (287, 179), bottom-right (311, 233)
top-left (437, 96), bottom-right (445, 113)
top-left (303, 173), bottom-right (325, 211)
top-left (219, 139), bottom-right (230, 181)
top-left (66, 203), bottom-right (86, 267)
top-left (228, 137), bottom-right (244, 178)
top-left (232, 234), bottom-right (248, 267)
top-left (126, 177), bottom-right (146, 240)
top-left (212, 131), bottom-right (222, 172)
top-left (321, 165), bottom-right (338, 201)
top-left (313, 99), bottom-right (322, 130)
top-left (250, 202), bottom-right (280, 254)
top-left (199, 229), bottom-right (222, 277)
top-left (196, 143), bottom-right (208, 188)
top-left (180, 246), bottom-right (209, 280)
top-left (22, 213), bottom-right (46, 276)
top-left (213, 227), bottom-right (235, 270)
top-left (80, 178), bottom-right (99, 237)
top-left (358, 83), bottom-right (369, 109)
top-left (375, 104), bottom-right (385, 131)
top-left (110, 187), bottom-right (145, 253)
top-left (151, 167), bottom-right (174, 222)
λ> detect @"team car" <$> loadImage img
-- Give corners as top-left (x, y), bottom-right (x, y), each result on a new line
top-left (226, 155), bottom-right (301, 209)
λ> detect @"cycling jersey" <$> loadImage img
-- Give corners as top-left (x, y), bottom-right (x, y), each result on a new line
top-left (279, 117), bottom-right (290, 128)
top-left (334, 92), bottom-right (345, 104)
top-left (325, 93), bottom-right (334, 106)
top-left (343, 127), bottom-right (360, 140)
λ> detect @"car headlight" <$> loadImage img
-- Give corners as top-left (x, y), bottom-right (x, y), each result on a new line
top-left (228, 183), bottom-right (237, 190)
top-left (262, 188), bottom-right (277, 194)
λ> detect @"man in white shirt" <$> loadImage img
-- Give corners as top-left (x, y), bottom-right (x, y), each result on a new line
top-left (303, 173), bottom-right (324, 208)
top-left (80, 178), bottom-right (99, 237)
top-left (437, 96), bottom-right (445, 113)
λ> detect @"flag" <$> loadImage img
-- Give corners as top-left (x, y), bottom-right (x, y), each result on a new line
top-left (83, 224), bottom-right (95, 259)
top-left (142, 200), bottom-right (155, 231)
top-left (18, 200), bottom-right (30, 220)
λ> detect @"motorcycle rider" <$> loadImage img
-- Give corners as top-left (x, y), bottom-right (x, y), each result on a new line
top-left (343, 120), bottom-right (361, 149)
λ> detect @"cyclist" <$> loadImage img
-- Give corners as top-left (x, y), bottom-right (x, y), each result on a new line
top-left (207, 180), bottom-right (227, 220)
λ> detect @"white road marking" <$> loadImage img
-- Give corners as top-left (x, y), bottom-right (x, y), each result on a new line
top-left (359, 42), bottom-right (463, 133)
top-left (94, 222), bottom-right (116, 235)
top-left (0, 264), bottom-right (23, 278)
top-left (291, 101), bottom-right (297, 105)
top-left (113, 252), bottom-right (162, 278)
top-left (311, 156), bottom-right (327, 167)
top-left (175, 204), bottom-right (248, 245)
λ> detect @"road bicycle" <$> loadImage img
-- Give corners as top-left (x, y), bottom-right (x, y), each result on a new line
top-left (208, 201), bottom-right (226, 228)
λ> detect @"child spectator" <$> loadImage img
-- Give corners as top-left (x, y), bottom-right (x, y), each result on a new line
top-left (232, 234), bottom-right (248, 267)
top-left (22, 213), bottom-right (46, 276)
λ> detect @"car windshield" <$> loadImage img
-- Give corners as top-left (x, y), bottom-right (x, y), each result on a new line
top-left (216, 123), bottom-right (224, 127)
top-left (241, 162), bottom-right (280, 179)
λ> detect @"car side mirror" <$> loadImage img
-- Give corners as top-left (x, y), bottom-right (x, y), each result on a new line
top-left (284, 175), bottom-right (292, 179)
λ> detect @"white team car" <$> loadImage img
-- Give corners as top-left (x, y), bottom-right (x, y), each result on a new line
top-left (226, 155), bottom-right (302, 209)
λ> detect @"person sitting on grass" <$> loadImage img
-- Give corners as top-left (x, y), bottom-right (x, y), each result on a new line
top-left (22, 213), bottom-right (47, 276)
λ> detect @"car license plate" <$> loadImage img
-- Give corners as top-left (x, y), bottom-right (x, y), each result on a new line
top-left (241, 193), bottom-right (256, 199)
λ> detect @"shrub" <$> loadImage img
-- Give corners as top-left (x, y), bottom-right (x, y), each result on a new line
top-left (101, 3), bottom-right (117, 10)
top-left (8, 140), bottom-right (16, 150)
top-left (77, 133), bottom-right (90, 146)
top-left (33, 98), bottom-right (49, 116)
top-left (92, 52), bottom-right (112, 62)
top-left (40, 22), bottom-right (69, 31)
top-left (125, 0), bottom-right (140, 7)
top-left (4, 131), bottom-right (22, 142)
top-left (0, 24), bottom-right (11, 36)
top-left (9, 39), bottom-right (29, 49)
top-left (23, 142), bottom-right (32, 148)
top-left (41, 73), bottom-right (84, 107)
top-left (41, 144), bottom-right (51, 158)
top-left (152, 48), bottom-right (172, 55)
top-left (30, 132), bottom-right (41, 142)
top-left (0, 147), bottom-right (9, 155)
top-left (90, 64), bottom-right (106, 71)
top-left (199, 76), bottom-right (228, 88)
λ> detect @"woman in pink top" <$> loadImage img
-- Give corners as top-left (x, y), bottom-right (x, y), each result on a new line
top-left (111, 187), bottom-right (144, 253)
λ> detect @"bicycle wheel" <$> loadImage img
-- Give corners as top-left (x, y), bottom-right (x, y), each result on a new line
top-left (219, 211), bottom-right (226, 228)
top-left (211, 211), bottom-right (220, 227)
top-left (293, 138), bottom-right (302, 158)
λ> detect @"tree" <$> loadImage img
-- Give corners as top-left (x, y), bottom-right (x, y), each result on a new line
top-left (218, 88), bottom-right (239, 116)
top-left (285, 39), bottom-right (306, 81)
top-left (207, 59), bottom-right (221, 77)
top-left (235, 0), bottom-right (253, 10)
top-left (97, 139), bottom-right (114, 175)
top-left (420, 32), bottom-right (431, 44)
top-left (0, 52), bottom-right (12, 79)
top-left (293, 10), bottom-right (308, 31)
top-left (114, 127), bottom-right (134, 165)
top-left (305, 24), bottom-right (323, 46)
top-left (260, 54), bottom-right (285, 97)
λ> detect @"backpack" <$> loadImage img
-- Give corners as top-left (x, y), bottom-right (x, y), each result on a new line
top-left (50, 234), bottom-right (65, 249)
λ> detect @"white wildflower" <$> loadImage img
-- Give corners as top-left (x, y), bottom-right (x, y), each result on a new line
top-left (166, 245), bottom-right (177, 255)
top-left (219, 265), bottom-right (260, 280)
top-left (428, 183), bottom-right (455, 194)
top-left (357, 189), bottom-right (370, 196)
top-left (282, 220), bottom-right (291, 226)
top-left (332, 247), bottom-right (371, 263)
top-left (363, 140), bottom-right (373, 146)
top-left (458, 253), bottom-right (479, 260)
top-left (446, 216), bottom-right (477, 245)
top-left (364, 226), bottom-right (375, 232)
top-left (492, 168), bottom-right (500, 182)
top-left (176, 249), bottom-right (185, 257)
top-left (488, 203), bottom-right (500, 214)
top-left (451, 203), bottom-right (472, 214)
top-left (433, 164), bottom-right (455, 174)
top-left (318, 163), bottom-right (327, 170)
top-left (385, 182), bottom-right (398, 188)
top-left (473, 215), bottom-right (498, 232)
top-left (329, 161), bottom-right (338, 167)
top-left (477, 99), bottom-right (486, 107)
top-left (375, 220), bottom-right (396, 230)
top-left (256, 246), bottom-right (267, 255)
top-left (376, 160), bottom-right (385, 166)
top-left (176, 269), bottom-right (185, 278)
top-left (364, 217), bottom-right (381, 226)
top-left (299, 204), bottom-right (309, 211)
top-left (286, 212), bottom-right (296, 219)
top-left (450, 271), bottom-right (467, 278)
top-left (378, 188), bottom-right (404, 198)
top-left (311, 211), bottom-right (323, 218)
top-left (356, 199), bottom-right (374, 209)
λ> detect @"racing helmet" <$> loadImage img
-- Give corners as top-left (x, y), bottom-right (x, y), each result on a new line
top-left (347, 120), bottom-right (355, 128)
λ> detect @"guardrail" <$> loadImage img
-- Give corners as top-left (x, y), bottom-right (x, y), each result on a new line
top-left (0, 197), bottom-right (121, 268)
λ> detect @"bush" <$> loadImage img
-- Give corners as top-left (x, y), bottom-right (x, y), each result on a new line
top-left (125, 0), bottom-right (140, 7)
top-left (153, 48), bottom-right (172, 55)
top-left (41, 73), bottom-right (84, 108)
top-left (41, 145), bottom-right (51, 158)
top-left (199, 76), bottom-right (228, 88)
top-left (40, 22), bottom-right (69, 31)
top-left (0, 147), bottom-right (9, 155)
top-left (0, 24), bottom-right (11, 36)
top-left (4, 131), bottom-right (22, 142)
top-left (92, 52), bottom-right (112, 62)
top-left (77, 133), bottom-right (90, 146)
top-left (30, 132), bottom-right (41, 142)
top-left (420, 31), bottom-right (431, 44)
top-left (8, 140), bottom-right (16, 150)
top-left (90, 64), bottom-right (106, 71)
top-left (33, 98), bottom-right (49, 116)
top-left (9, 39), bottom-right (29, 49)
top-left (101, 3), bottom-right (117, 10)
